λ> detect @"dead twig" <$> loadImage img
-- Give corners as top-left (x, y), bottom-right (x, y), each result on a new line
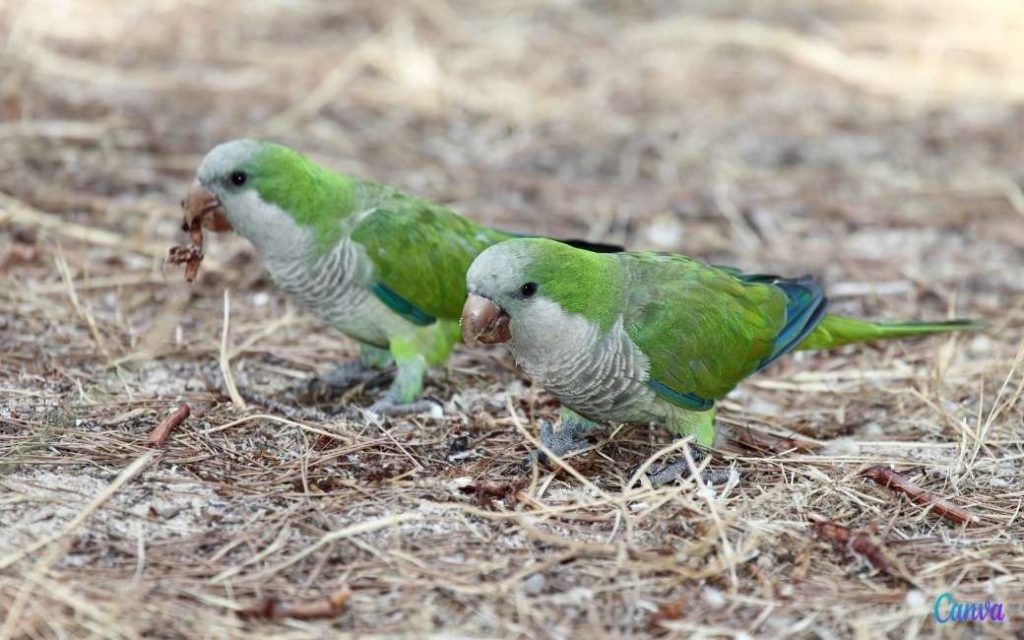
top-left (166, 220), bottom-right (204, 283)
top-left (237, 586), bottom-right (351, 621)
top-left (647, 596), bottom-right (688, 634)
top-left (808, 514), bottom-right (901, 579)
top-left (465, 478), bottom-right (528, 509)
top-left (861, 465), bottom-right (979, 526)
top-left (146, 404), bottom-right (191, 447)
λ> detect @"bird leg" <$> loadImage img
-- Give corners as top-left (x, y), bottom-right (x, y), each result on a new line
top-left (294, 344), bottom-right (394, 401)
top-left (522, 407), bottom-right (597, 469)
top-left (645, 444), bottom-right (736, 487)
top-left (354, 341), bottom-right (443, 418)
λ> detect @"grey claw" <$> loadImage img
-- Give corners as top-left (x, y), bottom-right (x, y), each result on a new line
top-left (645, 461), bottom-right (688, 487)
top-left (521, 420), bottom-right (590, 470)
top-left (699, 468), bottom-right (738, 486)
top-left (644, 456), bottom-right (738, 487)
top-left (521, 451), bottom-right (542, 471)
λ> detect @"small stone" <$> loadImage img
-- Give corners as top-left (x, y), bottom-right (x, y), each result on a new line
top-left (967, 334), bottom-right (993, 356)
top-left (522, 573), bottom-right (545, 595)
top-left (905, 590), bottom-right (926, 608)
top-left (426, 402), bottom-right (444, 419)
top-left (857, 422), bottom-right (884, 438)
top-left (822, 437), bottom-right (858, 456)
top-left (565, 587), bottom-right (594, 605)
top-left (445, 477), bottom-right (474, 493)
top-left (702, 586), bottom-right (726, 609)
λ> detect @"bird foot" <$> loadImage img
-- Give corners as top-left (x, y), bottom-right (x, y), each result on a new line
top-left (294, 359), bottom-right (392, 402)
top-left (644, 453), bottom-right (738, 487)
top-left (521, 419), bottom-right (592, 470)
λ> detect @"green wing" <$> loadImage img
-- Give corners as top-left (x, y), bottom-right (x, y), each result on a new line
top-left (351, 194), bottom-right (509, 324)
top-left (622, 253), bottom-right (824, 408)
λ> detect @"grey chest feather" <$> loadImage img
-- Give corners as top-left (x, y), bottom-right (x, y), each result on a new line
top-left (263, 238), bottom-right (391, 345)
top-left (510, 303), bottom-right (657, 421)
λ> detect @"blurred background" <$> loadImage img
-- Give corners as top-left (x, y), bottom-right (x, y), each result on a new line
top-left (3, 0), bottom-right (1022, 305)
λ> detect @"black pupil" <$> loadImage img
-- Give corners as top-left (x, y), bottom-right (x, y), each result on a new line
top-left (521, 282), bottom-right (538, 297)
top-left (231, 171), bottom-right (247, 186)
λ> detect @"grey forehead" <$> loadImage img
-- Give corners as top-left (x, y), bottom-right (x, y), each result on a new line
top-left (197, 139), bottom-right (263, 183)
top-left (468, 242), bottom-right (531, 288)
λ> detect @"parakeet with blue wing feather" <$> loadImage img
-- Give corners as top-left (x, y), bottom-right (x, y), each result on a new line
top-left (462, 238), bottom-right (978, 483)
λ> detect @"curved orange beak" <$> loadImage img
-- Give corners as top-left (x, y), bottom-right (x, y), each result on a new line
top-left (181, 180), bottom-right (232, 233)
top-left (461, 294), bottom-right (511, 346)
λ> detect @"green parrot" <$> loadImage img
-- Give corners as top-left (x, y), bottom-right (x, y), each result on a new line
top-left (462, 238), bottom-right (977, 483)
top-left (181, 139), bottom-right (614, 415)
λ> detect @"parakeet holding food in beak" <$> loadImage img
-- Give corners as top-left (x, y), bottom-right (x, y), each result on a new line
top-left (179, 140), bottom-right (615, 415)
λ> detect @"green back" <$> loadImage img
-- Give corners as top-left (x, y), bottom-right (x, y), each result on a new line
top-left (352, 193), bottom-right (511, 323)
top-left (618, 252), bottom-right (790, 403)
top-left (248, 143), bottom-right (510, 324)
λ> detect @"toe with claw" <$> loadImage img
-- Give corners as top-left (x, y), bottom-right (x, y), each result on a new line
top-left (643, 446), bottom-right (738, 487)
top-left (521, 416), bottom-right (594, 470)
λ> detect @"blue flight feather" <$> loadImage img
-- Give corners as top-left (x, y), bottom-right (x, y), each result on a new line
top-left (750, 275), bottom-right (827, 370)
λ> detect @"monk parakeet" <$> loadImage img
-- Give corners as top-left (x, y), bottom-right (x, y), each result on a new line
top-left (181, 140), bottom-right (614, 415)
top-left (462, 238), bottom-right (977, 483)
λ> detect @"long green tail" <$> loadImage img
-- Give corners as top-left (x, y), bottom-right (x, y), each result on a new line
top-left (795, 315), bottom-right (980, 351)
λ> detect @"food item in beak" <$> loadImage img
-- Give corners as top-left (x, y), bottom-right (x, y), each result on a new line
top-left (167, 181), bottom-right (231, 283)
top-left (167, 218), bottom-right (204, 283)
top-left (461, 294), bottom-right (511, 345)
top-left (183, 180), bottom-right (232, 233)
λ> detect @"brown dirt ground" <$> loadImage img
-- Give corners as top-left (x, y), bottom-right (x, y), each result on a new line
top-left (1, 1), bottom-right (1023, 638)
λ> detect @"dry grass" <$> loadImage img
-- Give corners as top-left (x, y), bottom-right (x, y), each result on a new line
top-left (2, 1), bottom-right (1023, 638)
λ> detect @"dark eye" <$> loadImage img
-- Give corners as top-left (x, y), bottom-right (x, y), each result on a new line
top-left (520, 282), bottom-right (538, 298)
top-left (230, 171), bottom-right (247, 186)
